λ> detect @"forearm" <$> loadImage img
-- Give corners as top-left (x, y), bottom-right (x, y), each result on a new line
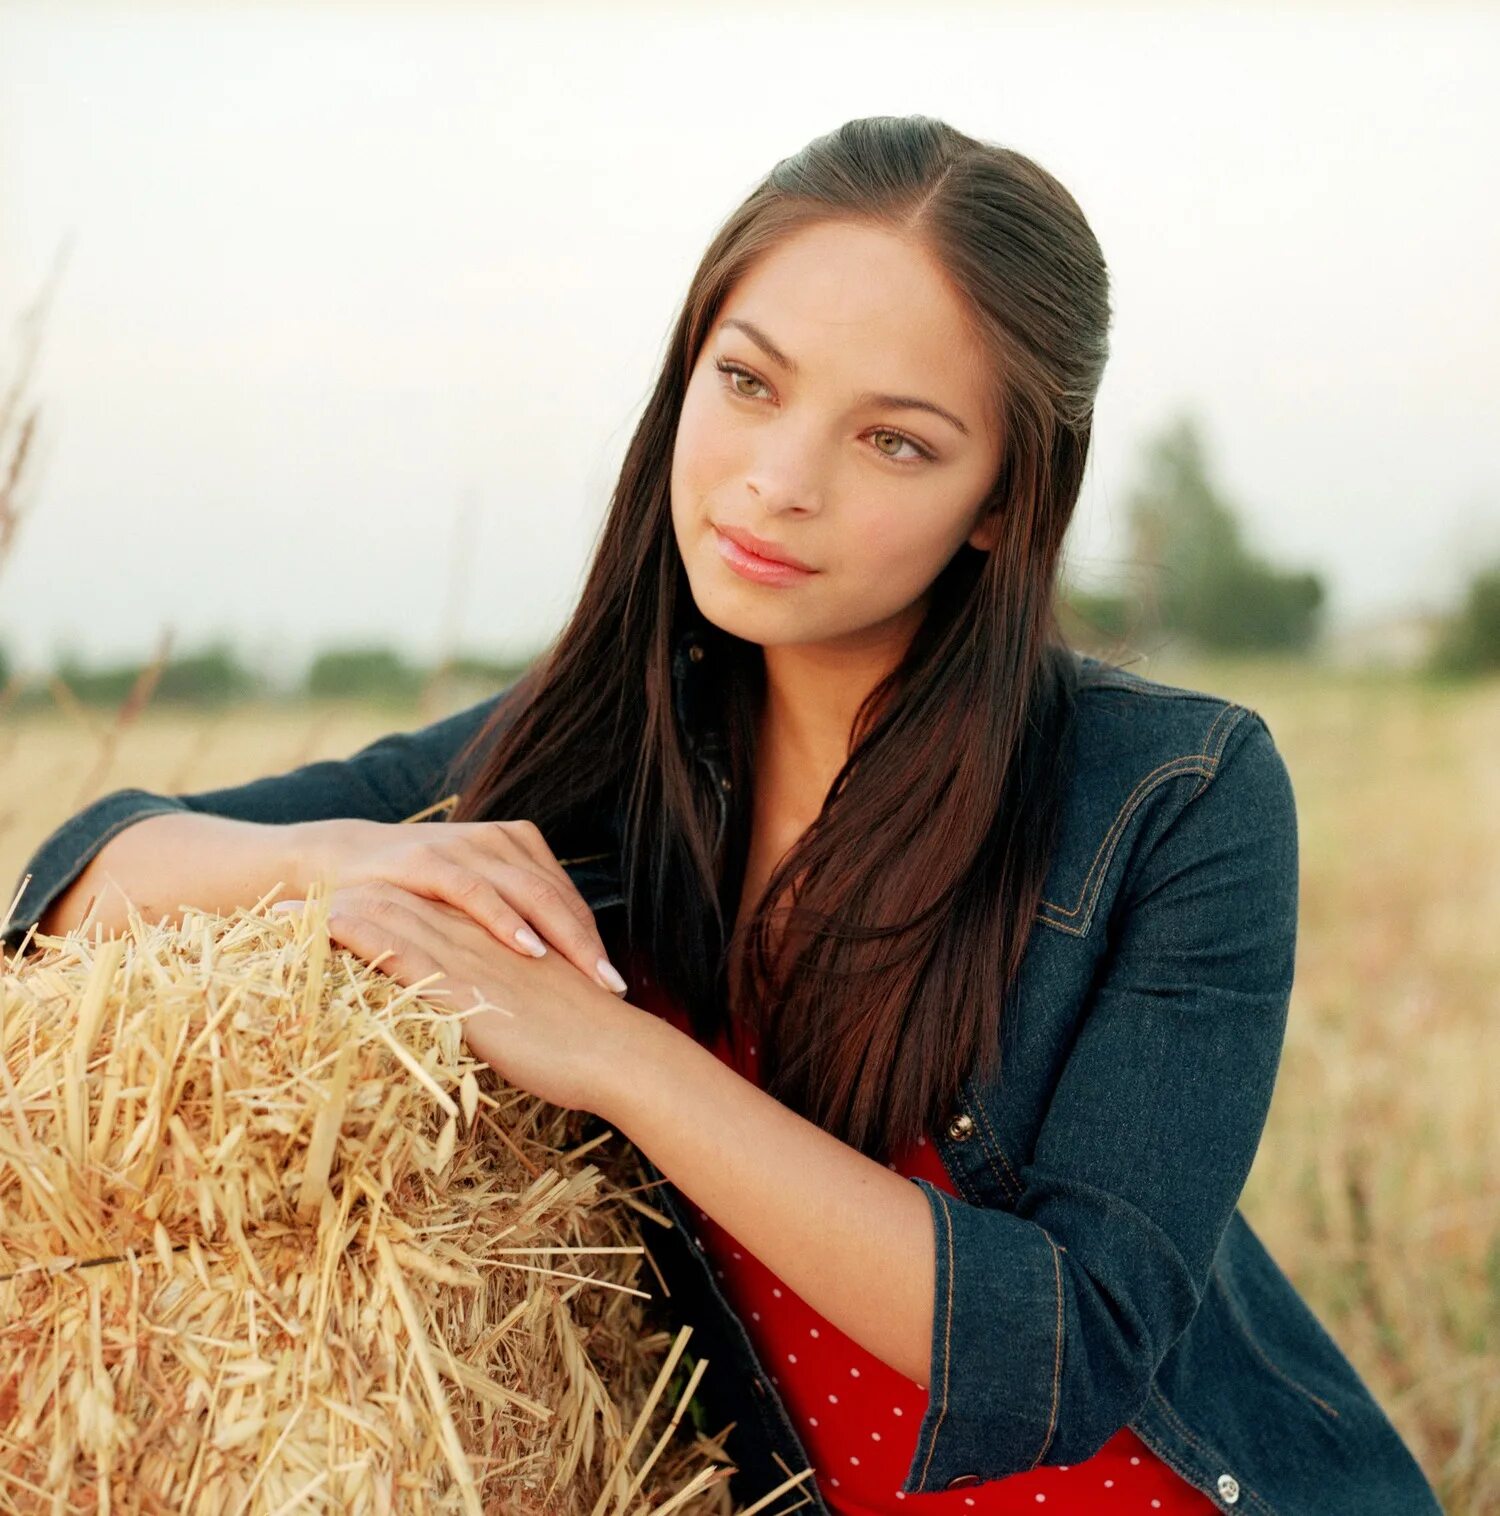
top-left (597, 1011), bottom-right (936, 1388)
top-left (37, 812), bottom-right (353, 940)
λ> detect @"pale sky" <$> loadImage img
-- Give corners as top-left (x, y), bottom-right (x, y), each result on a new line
top-left (1, 1), bottom-right (1496, 681)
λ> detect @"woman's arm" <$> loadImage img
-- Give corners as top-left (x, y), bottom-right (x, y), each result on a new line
top-left (601, 1009), bottom-right (938, 1386)
top-left (35, 811), bottom-right (354, 941)
top-left (4, 688), bottom-right (515, 957)
top-left (595, 708), bottom-right (1299, 1493)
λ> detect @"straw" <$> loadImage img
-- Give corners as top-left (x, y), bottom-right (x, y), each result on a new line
top-left (0, 884), bottom-right (753, 1513)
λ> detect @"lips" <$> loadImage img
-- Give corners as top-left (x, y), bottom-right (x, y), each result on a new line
top-left (712, 523), bottom-right (816, 572)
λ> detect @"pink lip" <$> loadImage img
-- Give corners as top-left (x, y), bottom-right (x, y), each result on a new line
top-left (714, 522), bottom-right (816, 571)
top-left (712, 526), bottom-right (819, 586)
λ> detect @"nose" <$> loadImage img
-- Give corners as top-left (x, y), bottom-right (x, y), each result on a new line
top-left (742, 416), bottom-right (827, 514)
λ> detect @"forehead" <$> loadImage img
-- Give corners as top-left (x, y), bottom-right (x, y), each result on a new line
top-left (714, 220), bottom-right (994, 403)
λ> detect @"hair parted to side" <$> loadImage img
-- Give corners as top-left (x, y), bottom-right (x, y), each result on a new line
top-left (440, 115), bottom-right (1113, 1160)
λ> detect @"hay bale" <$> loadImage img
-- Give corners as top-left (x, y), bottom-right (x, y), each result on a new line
top-left (0, 885), bottom-right (808, 1514)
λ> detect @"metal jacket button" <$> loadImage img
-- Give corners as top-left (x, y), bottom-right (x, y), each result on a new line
top-left (945, 1474), bottom-right (980, 1489)
top-left (1216, 1472), bottom-right (1240, 1503)
top-left (688, 644), bottom-right (705, 662)
top-left (719, 775), bottom-right (733, 791)
top-left (947, 1111), bottom-right (975, 1141)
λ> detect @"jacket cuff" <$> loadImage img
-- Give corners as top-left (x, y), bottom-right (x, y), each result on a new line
top-left (900, 1175), bottom-right (1066, 1493)
top-left (3, 790), bottom-right (191, 958)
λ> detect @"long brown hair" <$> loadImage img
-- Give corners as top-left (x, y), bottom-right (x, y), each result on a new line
top-left (441, 115), bottom-right (1111, 1161)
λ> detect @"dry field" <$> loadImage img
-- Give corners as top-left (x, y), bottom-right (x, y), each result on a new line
top-left (3, 657), bottom-right (1496, 1512)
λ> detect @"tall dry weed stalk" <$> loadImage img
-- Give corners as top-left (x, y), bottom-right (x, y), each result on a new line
top-left (0, 238), bottom-right (69, 591)
top-left (0, 238), bottom-right (180, 811)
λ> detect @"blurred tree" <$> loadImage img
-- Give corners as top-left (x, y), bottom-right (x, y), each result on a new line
top-left (1126, 414), bottom-right (1326, 652)
top-left (1427, 557), bottom-right (1500, 676)
top-left (54, 641), bottom-right (260, 706)
top-left (154, 642), bottom-right (262, 703)
top-left (442, 652), bottom-right (533, 685)
top-left (304, 645), bottom-right (424, 704)
top-left (1057, 582), bottom-right (1138, 658)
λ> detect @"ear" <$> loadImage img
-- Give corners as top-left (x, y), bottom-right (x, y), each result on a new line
top-left (967, 511), bottom-right (1001, 554)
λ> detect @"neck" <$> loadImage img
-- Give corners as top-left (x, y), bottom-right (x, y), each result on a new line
top-left (755, 617), bottom-right (919, 813)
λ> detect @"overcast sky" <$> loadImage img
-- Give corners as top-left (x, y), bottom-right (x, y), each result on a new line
top-left (1, 1), bottom-right (1496, 680)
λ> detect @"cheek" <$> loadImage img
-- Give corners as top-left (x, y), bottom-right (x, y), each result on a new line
top-left (674, 381), bottom-right (748, 495)
top-left (847, 505), bottom-right (959, 590)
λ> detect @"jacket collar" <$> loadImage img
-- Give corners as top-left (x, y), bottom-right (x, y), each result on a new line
top-left (670, 618), bottom-right (729, 762)
top-left (594, 621), bottom-right (726, 864)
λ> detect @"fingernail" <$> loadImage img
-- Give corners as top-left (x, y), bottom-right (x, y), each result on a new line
top-left (514, 927), bottom-right (547, 957)
top-left (597, 957), bottom-right (628, 995)
top-left (269, 899), bottom-right (304, 916)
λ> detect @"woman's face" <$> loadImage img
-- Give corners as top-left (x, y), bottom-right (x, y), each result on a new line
top-left (671, 218), bottom-right (1005, 658)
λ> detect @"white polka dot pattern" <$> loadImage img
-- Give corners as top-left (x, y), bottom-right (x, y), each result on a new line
top-left (630, 948), bottom-right (1224, 1515)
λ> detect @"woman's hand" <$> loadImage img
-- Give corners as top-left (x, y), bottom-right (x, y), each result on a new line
top-left (301, 879), bottom-right (644, 1115)
top-left (279, 817), bottom-right (628, 995)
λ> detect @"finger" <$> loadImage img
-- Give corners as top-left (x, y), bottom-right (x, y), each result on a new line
top-left (498, 863), bottom-right (628, 994)
top-left (430, 848), bottom-right (626, 996)
top-left (325, 900), bottom-right (447, 993)
top-left (477, 817), bottom-right (560, 873)
top-left (414, 858), bottom-right (556, 960)
top-left (474, 820), bottom-right (606, 931)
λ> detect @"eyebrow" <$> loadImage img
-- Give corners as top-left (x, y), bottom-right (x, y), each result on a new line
top-left (717, 317), bottom-right (972, 439)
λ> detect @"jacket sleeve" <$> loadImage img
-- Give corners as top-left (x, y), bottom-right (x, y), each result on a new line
top-left (2, 688), bottom-right (514, 959)
top-left (900, 709), bottom-right (1299, 1492)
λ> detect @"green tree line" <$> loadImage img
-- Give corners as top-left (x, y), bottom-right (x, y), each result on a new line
top-left (2, 413), bottom-right (1497, 706)
top-left (1059, 413), bottom-right (1498, 676)
top-left (0, 643), bottom-right (537, 712)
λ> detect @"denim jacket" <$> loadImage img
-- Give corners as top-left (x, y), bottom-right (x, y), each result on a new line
top-left (3, 631), bottom-right (1442, 1516)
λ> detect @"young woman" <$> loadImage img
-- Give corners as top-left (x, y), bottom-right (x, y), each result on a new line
top-left (8, 116), bottom-right (1440, 1515)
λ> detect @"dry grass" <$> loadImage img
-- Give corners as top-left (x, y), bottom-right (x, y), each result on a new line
top-left (1139, 651), bottom-right (1500, 1514)
top-left (0, 886), bottom-right (817, 1515)
top-left (1, 655), bottom-right (1496, 1511)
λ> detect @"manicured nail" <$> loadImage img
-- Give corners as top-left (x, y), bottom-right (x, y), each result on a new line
top-left (514, 927), bottom-right (547, 957)
top-left (597, 958), bottom-right (628, 994)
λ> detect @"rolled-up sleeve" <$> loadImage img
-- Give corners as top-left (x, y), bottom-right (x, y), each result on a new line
top-left (901, 710), bottom-right (1299, 1491)
top-left (3, 690), bottom-right (512, 959)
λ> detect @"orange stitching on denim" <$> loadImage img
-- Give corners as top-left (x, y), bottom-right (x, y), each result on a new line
top-left (1150, 1388), bottom-right (1276, 1514)
top-left (1214, 1267), bottom-right (1340, 1420)
top-left (1125, 1418), bottom-right (1238, 1514)
top-left (915, 1188), bottom-right (955, 1491)
top-left (1151, 1387), bottom-right (1214, 1455)
top-left (1044, 753), bottom-right (1217, 917)
top-left (1207, 703), bottom-right (1243, 764)
top-left (971, 1103), bottom-right (1022, 1204)
top-left (965, 1090), bottom-right (1023, 1204)
top-left (1036, 699), bottom-right (1257, 931)
top-left (1028, 1229), bottom-right (1065, 1469)
top-left (1036, 755), bottom-right (1217, 935)
top-left (1190, 704), bottom-right (1248, 801)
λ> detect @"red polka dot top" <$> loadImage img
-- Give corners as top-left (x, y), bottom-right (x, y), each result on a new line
top-left (626, 952), bottom-right (1219, 1515)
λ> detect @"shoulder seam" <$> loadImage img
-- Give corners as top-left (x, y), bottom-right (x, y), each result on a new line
top-left (1190, 703), bottom-right (1253, 800)
top-left (1035, 702), bottom-right (1256, 936)
top-left (1076, 674), bottom-right (1234, 706)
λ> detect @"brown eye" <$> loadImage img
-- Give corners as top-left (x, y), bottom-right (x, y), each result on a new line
top-left (715, 358), bottom-right (770, 400)
top-left (714, 357), bottom-right (934, 465)
top-left (870, 428), bottom-right (933, 464)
